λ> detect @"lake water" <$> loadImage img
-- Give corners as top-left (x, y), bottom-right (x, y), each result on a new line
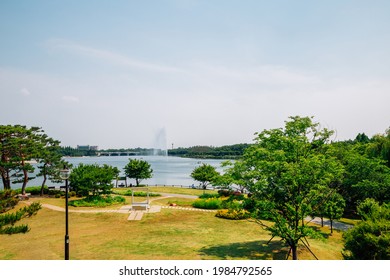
top-left (2, 156), bottom-right (226, 190)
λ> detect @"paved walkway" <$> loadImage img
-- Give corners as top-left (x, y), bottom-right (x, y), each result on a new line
top-left (305, 217), bottom-right (353, 231)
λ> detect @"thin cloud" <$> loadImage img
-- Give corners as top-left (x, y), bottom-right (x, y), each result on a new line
top-left (189, 62), bottom-right (321, 86)
top-left (20, 87), bottom-right (31, 96)
top-left (45, 39), bottom-right (181, 73)
top-left (62, 95), bottom-right (79, 102)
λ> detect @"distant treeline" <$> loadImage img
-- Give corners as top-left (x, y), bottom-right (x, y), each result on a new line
top-left (168, 144), bottom-right (252, 159)
top-left (59, 144), bottom-right (252, 159)
top-left (59, 146), bottom-right (98, 157)
top-left (59, 147), bottom-right (157, 157)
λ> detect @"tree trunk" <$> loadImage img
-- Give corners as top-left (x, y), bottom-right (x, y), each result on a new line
top-left (321, 217), bottom-right (324, 227)
top-left (40, 173), bottom-right (47, 196)
top-left (136, 178), bottom-right (139, 186)
top-left (1, 171), bottom-right (11, 190)
top-left (330, 219), bottom-right (333, 234)
top-left (292, 243), bottom-right (298, 260)
top-left (21, 167), bottom-right (28, 195)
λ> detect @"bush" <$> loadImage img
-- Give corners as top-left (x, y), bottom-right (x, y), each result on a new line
top-left (192, 198), bottom-right (223, 209)
top-left (114, 190), bottom-right (160, 197)
top-left (218, 189), bottom-right (233, 197)
top-left (343, 199), bottom-right (390, 259)
top-left (198, 193), bottom-right (220, 199)
top-left (0, 190), bottom-right (19, 213)
top-left (222, 199), bottom-right (243, 210)
top-left (0, 224), bottom-right (29, 234)
top-left (0, 202), bottom-right (41, 235)
top-left (216, 209), bottom-right (251, 220)
top-left (69, 195), bottom-right (126, 207)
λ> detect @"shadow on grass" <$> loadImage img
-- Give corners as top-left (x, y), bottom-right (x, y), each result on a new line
top-left (199, 240), bottom-right (289, 260)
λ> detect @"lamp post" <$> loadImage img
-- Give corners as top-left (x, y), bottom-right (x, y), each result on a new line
top-left (59, 168), bottom-right (71, 260)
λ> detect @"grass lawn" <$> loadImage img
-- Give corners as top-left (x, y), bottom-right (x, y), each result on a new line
top-left (0, 201), bottom-right (344, 260)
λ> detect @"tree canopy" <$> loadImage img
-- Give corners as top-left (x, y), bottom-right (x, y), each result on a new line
top-left (243, 116), bottom-right (344, 260)
top-left (123, 158), bottom-right (153, 186)
top-left (343, 199), bottom-right (390, 259)
top-left (69, 164), bottom-right (119, 197)
top-left (190, 163), bottom-right (220, 190)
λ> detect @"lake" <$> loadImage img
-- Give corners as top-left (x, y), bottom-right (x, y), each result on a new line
top-left (2, 156), bottom-right (226, 190)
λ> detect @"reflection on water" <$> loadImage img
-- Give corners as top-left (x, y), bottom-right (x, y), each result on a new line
top-left (2, 156), bottom-right (226, 189)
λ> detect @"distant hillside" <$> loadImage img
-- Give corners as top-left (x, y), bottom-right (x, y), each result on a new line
top-left (168, 143), bottom-right (251, 159)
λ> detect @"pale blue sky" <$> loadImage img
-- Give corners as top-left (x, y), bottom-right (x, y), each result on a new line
top-left (1, 0), bottom-right (389, 149)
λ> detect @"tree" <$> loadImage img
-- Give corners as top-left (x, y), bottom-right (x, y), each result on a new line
top-left (0, 125), bottom-right (49, 194)
top-left (219, 160), bottom-right (252, 193)
top-left (343, 199), bottom-right (390, 259)
top-left (190, 163), bottom-right (219, 190)
top-left (243, 116), bottom-right (344, 260)
top-left (323, 192), bottom-right (346, 234)
top-left (338, 149), bottom-right (390, 211)
top-left (36, 137), bottom-right (69, 196)
top-left (367, 128), bottom-right (390, 167)
top-left (69, 164), bottom-right (119, 197)
top-left (123, 159), bottom-right (153, 186)
top-left (354, 133), bottom-right (370, 143)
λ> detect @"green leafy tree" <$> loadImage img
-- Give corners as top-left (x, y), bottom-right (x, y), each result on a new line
top-left (218, 160), bottom-right (252, 193)
top-left (0, 125), bottom-right (51, 195)
top-left (124, 159), bottom-right (153, 186)
top-left (243, 116), bottom-right (344, 260)
top-left (343, 199), bottom-right (390, 259)
top-left (36, 137), bottom-right (69, 196)
top-left (367, 128), bottom-right (390, 167)
top-left (190, 163), bottom-right (219, 190)
top-left (69, 164), bottom-right (119, 197)
top-left (355, 133), bottom-right (370, 143)
top-left (337, 149), bottom-right (390, 211)
top-left (323, 192), bottom-right (346, 234)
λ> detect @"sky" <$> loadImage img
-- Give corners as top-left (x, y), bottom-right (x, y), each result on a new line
top-left (0, 0), bottom-right (389, 149)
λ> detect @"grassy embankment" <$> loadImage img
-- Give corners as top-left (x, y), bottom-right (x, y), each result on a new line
top-left (0, 186), bottom-right (345, 260)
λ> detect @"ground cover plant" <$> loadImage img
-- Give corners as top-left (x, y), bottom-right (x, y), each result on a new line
top-left (112, 190), bottom-right (161, 197)
top-left (68, 195), bottom-right (126, 207)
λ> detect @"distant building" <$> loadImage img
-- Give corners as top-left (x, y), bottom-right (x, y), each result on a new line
top-left (77, 145), bottom-right (99, 151)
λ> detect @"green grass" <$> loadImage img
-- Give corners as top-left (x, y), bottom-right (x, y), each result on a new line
top-left (0, 196), bottom-right (345, 260)
top-left (339, 217), bottom-right (360, 226)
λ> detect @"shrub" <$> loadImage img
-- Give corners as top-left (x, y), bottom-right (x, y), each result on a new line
top-left (69, 195), bottom-right (126, 207)
top-left (0, 190), bottom-right (19, 213)
top-left (198, 193), bottom-right (220, 199)
top-left (216, 209), bottom-right (251, 220)
top-left (218, 189), bottom-right (233, 197)
top-left (192, 198), bottom-right (222, 209)
top-left (114, 190), bottom-right (160, 197)
top-left (0, 202), bottom-right (41, 235)
top-left (222, 199), bottom-right (243, 210)
top-left (0, 225), bottom-right (29, 234)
